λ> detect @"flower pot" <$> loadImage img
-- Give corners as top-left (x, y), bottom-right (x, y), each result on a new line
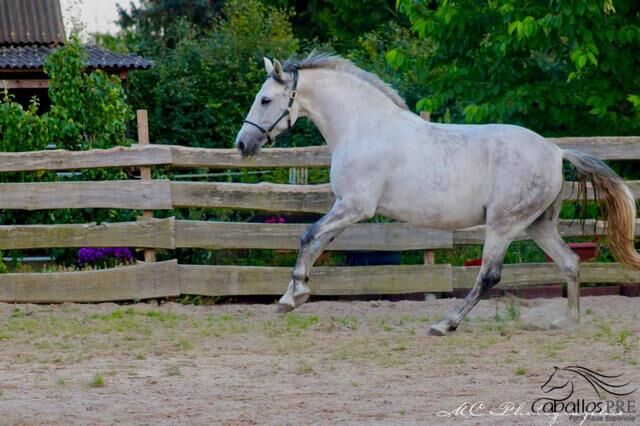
top-left (621, 284), bottom-right (640, 297)
top-left (545, 242), bottom-right (599, 262)
top-left (580, 285), bottom-right (621, 296)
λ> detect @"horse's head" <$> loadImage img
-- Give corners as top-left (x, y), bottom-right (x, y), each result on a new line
top-left (235, 58), bottom-right (300, 157)
top-left (541, 366), bottom-right (571, 393)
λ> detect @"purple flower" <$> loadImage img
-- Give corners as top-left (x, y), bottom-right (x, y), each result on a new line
top-left (264, 215), bottom-right (286, 224)
top-left (78, 247), bottom-right (134, 267)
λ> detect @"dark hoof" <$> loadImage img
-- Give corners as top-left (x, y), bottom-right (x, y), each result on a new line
top-left (276, 303), bottom-right (294, 314)
top-left (428, 320), bottom-right (451, 336)
top-left (428, 326), bottom-right (446, 337)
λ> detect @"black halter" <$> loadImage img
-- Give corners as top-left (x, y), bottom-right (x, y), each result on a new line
top-left (242, 69), bottom-right (299, 146)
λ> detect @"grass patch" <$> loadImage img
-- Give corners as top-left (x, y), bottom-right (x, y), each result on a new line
top-left (166, 365), bottom-right (182, 377)
top-left (515, 366), bottom-right (527, 376)
top-left (88, 372), bottom-right (105, 388)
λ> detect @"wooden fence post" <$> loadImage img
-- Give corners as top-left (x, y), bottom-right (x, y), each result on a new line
top-left (420, 111), bottom-right (438, 300)
top-left (137, 109), bottom-right (156, 263)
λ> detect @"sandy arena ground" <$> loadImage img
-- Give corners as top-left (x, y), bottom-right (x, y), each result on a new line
top-left (0, 296), bottom-right (638, 425)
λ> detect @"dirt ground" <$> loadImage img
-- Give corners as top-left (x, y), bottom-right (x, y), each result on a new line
top-left (0, 295), bottom-right (638, 426)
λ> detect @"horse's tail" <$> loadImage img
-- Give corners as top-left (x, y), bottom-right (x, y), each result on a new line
top-left (563, 149), bottom-right (640, 268)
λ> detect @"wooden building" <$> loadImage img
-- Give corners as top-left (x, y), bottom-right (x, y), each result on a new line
top-left (0, 0), bottom-right (152, 110)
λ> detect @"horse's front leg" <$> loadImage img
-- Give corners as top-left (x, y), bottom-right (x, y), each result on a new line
top-left (278, 199), bottom-right (373, 312)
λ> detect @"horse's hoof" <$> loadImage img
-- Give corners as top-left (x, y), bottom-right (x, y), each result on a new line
top-left (428, 321), bottom-right (449, 336)
top-left (276, 303), bottom-right (294, 314)
top-left (294, 292), bottom-right (310, 306)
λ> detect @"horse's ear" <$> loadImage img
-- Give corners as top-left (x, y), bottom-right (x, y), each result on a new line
top-left (273, 59), bottom-right (284, 80)
top-left (264, 57), bottom-right (274, 76)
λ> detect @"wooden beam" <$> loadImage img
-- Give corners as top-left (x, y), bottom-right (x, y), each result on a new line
top-left (0, 180), bottom-right (172, 210)
top-left (0, 260), bottom-right (180, 303)
top-left (175, 221), bottom-right (453, 251)
top-left (179, 264), bottom-right (452, 296)
top-left (137, 109), bottom-right (156, 263)
top-left (0, 218), bottom-right (175, 250)
top-left (1, 79), bottom-right (49, 89)
top-left (550, 136), bottom-right (640, 160)
top-left (563, 180), bottom-right (640, 200)
top-left (453, 219), bottom-right (640, 245)
top-left (169, 145), bottom-right (331, 169)
top-left (171, 181), bottom-right (335, 213)
top-left (0, 145), bottom-right (173, 173)
top-left (453, 262), bottom-right (640, 288)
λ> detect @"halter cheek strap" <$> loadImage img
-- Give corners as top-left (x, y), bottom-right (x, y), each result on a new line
top-left (243, 69), bottom-right (299, 146)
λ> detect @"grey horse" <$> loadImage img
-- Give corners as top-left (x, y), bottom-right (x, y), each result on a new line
top-left (235, 52), bottom-right (640, 335)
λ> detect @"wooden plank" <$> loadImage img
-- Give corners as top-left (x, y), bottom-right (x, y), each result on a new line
top-left (0, 260), bottom-right (179, 302)
top-left (175, 221), bottom-right (453, 250)
top-left (550, 136), bottom-right (640, 160)
top-left (137, 110), bottom-right (156, 263)
top-left (0, 218), bottom-right (175, 250)
top-left (170, 145), bottom-right (331, 169)
top-left (179, 264), bottom-right (452, 296)
top-left (563, 180), bottom-right (640, 200)
top-left (453, 219), bottom-right (640, 244)
top-left (452, 263), bottom-right (640, 289)
top-left (0, 136), bottom-right (636, 174)
top-left (170, 179), bottom-right (638, 214)
top-left (0, 180), bottom-right (172, 210)
top-left (0, 145), bottom-right (173, 173)
top-left (1, 79), bottom-right (49, 89)
top-left (171, 182), bottom-right (334, 213)
top-left (0, 136), bottom-right (635, 174)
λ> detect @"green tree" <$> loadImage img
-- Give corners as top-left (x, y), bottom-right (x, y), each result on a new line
top-left (265, 0), bottom-right (401, 52)
top-left (1, 37), bottom-right (132, 151)
top-left (394, 0), bottom-right (640, 136)
top-left (125, 0), bottom-right (300, 148)
top-left (117, 0), bottom-right (225, 52)
top-left (44, 37), bottom-right (133, 149)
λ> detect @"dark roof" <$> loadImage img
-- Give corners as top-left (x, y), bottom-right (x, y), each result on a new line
top-left (0, 44), bottom-right (153, 71)
top-left (0, 0), bottom-right (66, 45)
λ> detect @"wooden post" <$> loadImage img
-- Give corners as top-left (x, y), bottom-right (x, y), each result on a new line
top-left (420, 111), bottom-right (437, 300)
top-left (420, 111), bottom-right (435, 266)
top-left (567, 280), bottom-right (580, 323)
top-left (137, 110), bottom-right (156, 263)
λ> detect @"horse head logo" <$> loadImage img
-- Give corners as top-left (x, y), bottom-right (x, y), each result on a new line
top-left (537, 365), bottom-right (636, 405)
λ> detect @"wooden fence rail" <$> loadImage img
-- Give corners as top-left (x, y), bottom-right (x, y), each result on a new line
top-left (1, 136), bottom-right (639, 173)
top-left (0, 128), bottom-right (638, 303)
top-left (1, 218), bottom-right (639, 251)
top-left (0, 180), bottom-right (638, 212)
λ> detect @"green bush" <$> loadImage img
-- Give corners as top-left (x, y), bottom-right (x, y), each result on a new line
top-left (125, 0), bottom-right (303, 148)
top-left (0, 36), bottom-right (133, 152)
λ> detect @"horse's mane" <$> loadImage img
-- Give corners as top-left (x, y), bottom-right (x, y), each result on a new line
top-left (280, 51), bottom-right (409, 111)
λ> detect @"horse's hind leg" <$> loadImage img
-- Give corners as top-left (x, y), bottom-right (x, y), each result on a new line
top-left (429, 229), bottom-right (512, 336)
top-left (525, 201), bottom-right (580, 324)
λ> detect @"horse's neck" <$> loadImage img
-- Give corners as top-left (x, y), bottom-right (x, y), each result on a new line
top-left (297, 69), bottom-right (401, 152)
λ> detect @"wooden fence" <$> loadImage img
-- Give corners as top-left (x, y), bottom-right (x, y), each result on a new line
top-left (0, 111), bottom-right (639, 303)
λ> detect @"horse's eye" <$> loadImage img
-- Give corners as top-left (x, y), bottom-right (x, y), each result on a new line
top-left (261, 97), bottom-right (271, 105)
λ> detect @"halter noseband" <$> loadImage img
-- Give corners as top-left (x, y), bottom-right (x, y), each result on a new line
top-left (242, 69), bottom-right (299, 146)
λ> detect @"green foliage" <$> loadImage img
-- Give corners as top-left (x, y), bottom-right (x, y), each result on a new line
top-left (0, 91), bottom-right (50, 152)
top-left (125, 0), bottom-right (300, 148)
top-left (117, 0), bottom-right (225, 52)
top-left (44, 37), bottom-right (133, 150)
top-left (396, 0), bottom-right (640, 136)
top-left (1, 37), bottom-right (132, 152)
